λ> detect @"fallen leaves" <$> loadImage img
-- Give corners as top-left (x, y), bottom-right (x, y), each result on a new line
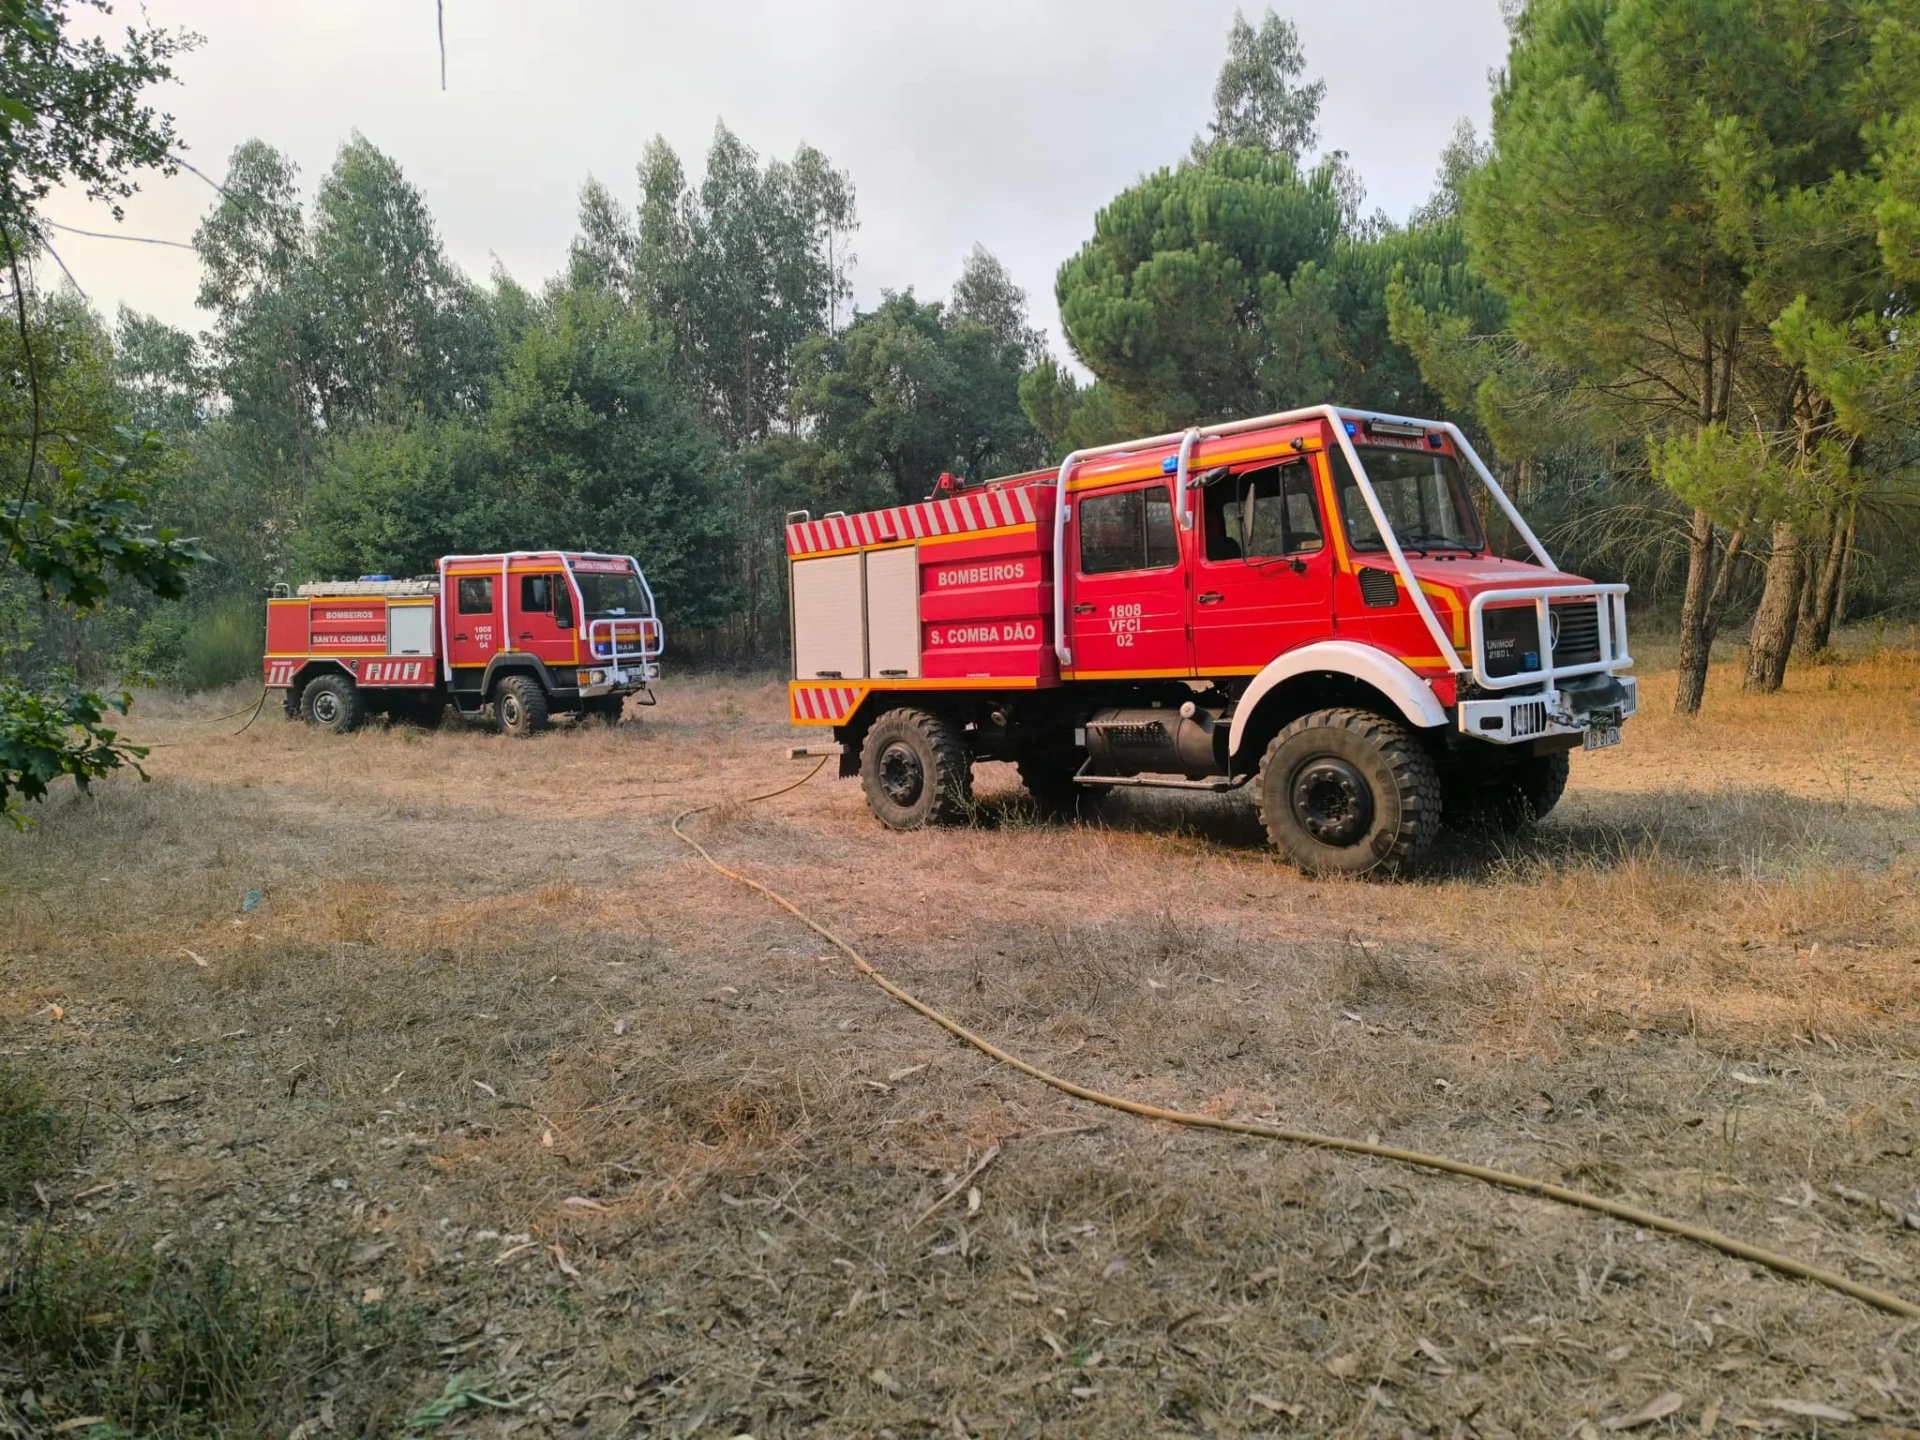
top-left (1761, 1398), bottom-right (1856, 1423)
top-left (1604, 1392), bottom-right (1685, 1430)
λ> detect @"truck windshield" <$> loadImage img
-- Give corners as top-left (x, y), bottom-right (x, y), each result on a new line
top-left (573, 571), bottom-right (652, 618)
top-left (1332, 446), bottom-right (1484, 554)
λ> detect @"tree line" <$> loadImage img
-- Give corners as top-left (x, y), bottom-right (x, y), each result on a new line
top-left (3, 0), bottom-right (1918, 814)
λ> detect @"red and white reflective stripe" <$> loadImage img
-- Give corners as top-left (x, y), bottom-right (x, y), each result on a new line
top-left (791, 684), bottom-right (861, 722)
top-left (786, 485), bottom-right (1039, 558)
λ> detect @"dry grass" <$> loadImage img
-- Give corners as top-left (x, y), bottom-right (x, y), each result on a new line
top-left (2, 639), bottom-right (1918, 1437)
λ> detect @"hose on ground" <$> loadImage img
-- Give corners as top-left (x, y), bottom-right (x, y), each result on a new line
top-left (670, 765), bottom-right (1920, 1321)
top-left (122, 685), bottom-right (272, 750)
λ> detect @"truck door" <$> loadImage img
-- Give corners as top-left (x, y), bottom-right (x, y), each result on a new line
top-left (1190, 458), bottom-right (1333, 674)
top-left (509, 566), bottom-right (578, 673)
top-left (1067, 480), bottom-right (1189, 677)
top-left (447, 571), bottom-right (501, 675)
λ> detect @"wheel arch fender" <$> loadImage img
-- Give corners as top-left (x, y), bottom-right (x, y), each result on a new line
top-left (1228, 642), bottom-right (1449, 765)
top-left (289, 659), bottom-right (353, 691)
top-left (480, 654), bottom-right (556, 696)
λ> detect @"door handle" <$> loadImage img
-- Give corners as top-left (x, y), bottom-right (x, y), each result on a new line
top-left (518, 631), bottom-right (534, 640)
top-left (1197, 591), bottom-right (1224, 605)
top-left (455, 633), bottom-right (469, 641)
top-left (1072, 603), bottom-right (1095, 615)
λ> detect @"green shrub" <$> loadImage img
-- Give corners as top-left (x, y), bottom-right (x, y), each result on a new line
top-left (0, 1062), bottom-right (58, 1205)
top-left (0, 1227), bottom-right (426, 1437)
top-left (125, 595), bottom-right (263, 694)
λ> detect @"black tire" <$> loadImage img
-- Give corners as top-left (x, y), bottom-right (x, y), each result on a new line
top-left (581, 695), bottom-right (625, 726)
top-left (493, 674), bottom-right (550, 738)
top-left (300, 673), bottom-right (365, 735)
top-left (1017, 751), bottom-right (1085, 821)
top-left (1255, 707), bottom-right (1442, 875)
top-left (1452, 751), bottom-right (1570, 834)
top-left (859, 707), bottom-right (972, 830)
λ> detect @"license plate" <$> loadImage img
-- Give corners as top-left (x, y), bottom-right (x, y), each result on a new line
top-left (1584, 724), bottom-right (1621, 751)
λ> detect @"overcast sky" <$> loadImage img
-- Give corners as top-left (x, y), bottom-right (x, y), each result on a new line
top-left (47, 1), bottom-right (1513, 363)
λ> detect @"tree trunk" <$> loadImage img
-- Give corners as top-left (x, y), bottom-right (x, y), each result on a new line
top-left (1794, 511), bottom-right (1827, 650)
top-left (1742, 520), bottom-right (1803, 693)
top-left (1801, 502), bottom-right (1852, 656)
top-left (1832, 506), bottom-right (1858, 636)
top-left (1673, 508), bottom-right (1719, 716)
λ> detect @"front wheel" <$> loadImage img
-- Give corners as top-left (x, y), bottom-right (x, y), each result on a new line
top-left (581, 695), bottom-right (625, 726)
top-left (1450, 750), bottom-right (1571, 834)
top-left (1255, 708), bottom-right (1441, 875)
top-left (859, 708), bottom-right (972, 830)
top-left (493, 674), bottom-right (550, 738)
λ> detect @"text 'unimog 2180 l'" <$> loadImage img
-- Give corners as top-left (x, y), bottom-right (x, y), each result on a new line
top-left (785, 405), bottom-right (1636, 874)
top-left (266, 551), bottom-right (663, 736)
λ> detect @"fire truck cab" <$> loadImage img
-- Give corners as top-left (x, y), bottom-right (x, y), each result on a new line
top-left (266, 551), bottom-right (663, 737)
top-left (784, 405), bottom-right (1636, 874)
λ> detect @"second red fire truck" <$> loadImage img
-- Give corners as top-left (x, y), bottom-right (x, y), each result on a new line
top-left (265, 551), bottom-right (663, 735)
top-left (786, 405), bottom-right (1636, 874)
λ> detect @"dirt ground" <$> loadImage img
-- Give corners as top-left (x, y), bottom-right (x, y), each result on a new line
top-left (3, 635), bottom-right (1919, 1438)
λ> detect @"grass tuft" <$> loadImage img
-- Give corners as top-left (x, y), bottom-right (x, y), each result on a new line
top-left (0, 1062), bottom-right (58, 1207)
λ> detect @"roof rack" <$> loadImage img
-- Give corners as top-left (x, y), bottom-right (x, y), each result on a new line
top-left (296, 577), bottom-right (441, 598)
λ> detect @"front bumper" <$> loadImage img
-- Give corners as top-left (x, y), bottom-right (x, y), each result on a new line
top-left (1457, 674), bottom-right (1638, 744)
top-left (579, 661), bottom-right (660, 697)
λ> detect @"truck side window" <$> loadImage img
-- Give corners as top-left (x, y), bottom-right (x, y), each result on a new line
top-left (1204, 462), bottom-right (1323, 562)
top-left (1080, 484), bottom-right (1179, 574)
top-left (457, 577), bottom-right (494, 615)
top-left (520, 575), bottom-right (553, 613)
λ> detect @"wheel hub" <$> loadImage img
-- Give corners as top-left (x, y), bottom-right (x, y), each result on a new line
top-left (1290, 757), bottom-right (1374, 847)
top-left (312, 692), bottom-right (339, 724)
top-left (878, 742), bottom-right (926, 808)
top-left (500, 695), bottom-right (521, 727)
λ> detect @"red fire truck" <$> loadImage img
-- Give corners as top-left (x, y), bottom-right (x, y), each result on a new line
top-left (266, 551), bottom-right (663, 736)
top-left (785, 405), bottom-right (1636, 873)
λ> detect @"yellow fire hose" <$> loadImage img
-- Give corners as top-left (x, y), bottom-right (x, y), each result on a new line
top-left (672, 761), bottom-right (1920, 1321)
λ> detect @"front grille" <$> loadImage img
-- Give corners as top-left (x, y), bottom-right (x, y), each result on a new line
top-left (1481, 605), bottom-right (1540, 677)
top-left (1357, 567), bottom-right (1399, 608)
top-left (1551, 601), bottom-right (1601, 667)
top-left (1511, 700), bottom-right (1549, 738)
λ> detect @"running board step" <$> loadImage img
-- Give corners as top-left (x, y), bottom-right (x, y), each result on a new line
top-left (1073, 769), bottom-right (1250, 794)
top-left (787, 743), bottom-right (845, 759)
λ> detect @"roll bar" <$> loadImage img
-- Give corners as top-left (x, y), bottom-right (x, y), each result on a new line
top-left (1049, 404), bottom-right (1553, 673)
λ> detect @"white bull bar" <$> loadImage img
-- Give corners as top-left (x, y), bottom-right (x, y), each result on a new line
top-left (1468, 583), bottom-right (1632, 692)
top-left (583, 613), bottom-right (664, 692)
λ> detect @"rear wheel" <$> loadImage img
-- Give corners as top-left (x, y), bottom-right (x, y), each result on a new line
top-left (493, 674), bottom-right (550, 738)
top-left (1255, 707), bottom-right (1441, 875)
top-left (301, 674), bottom-right (365, 735)
top-left (859, 708), bottom-right (971, 830)
top-left (281, 684), bottom-right (304, 722)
